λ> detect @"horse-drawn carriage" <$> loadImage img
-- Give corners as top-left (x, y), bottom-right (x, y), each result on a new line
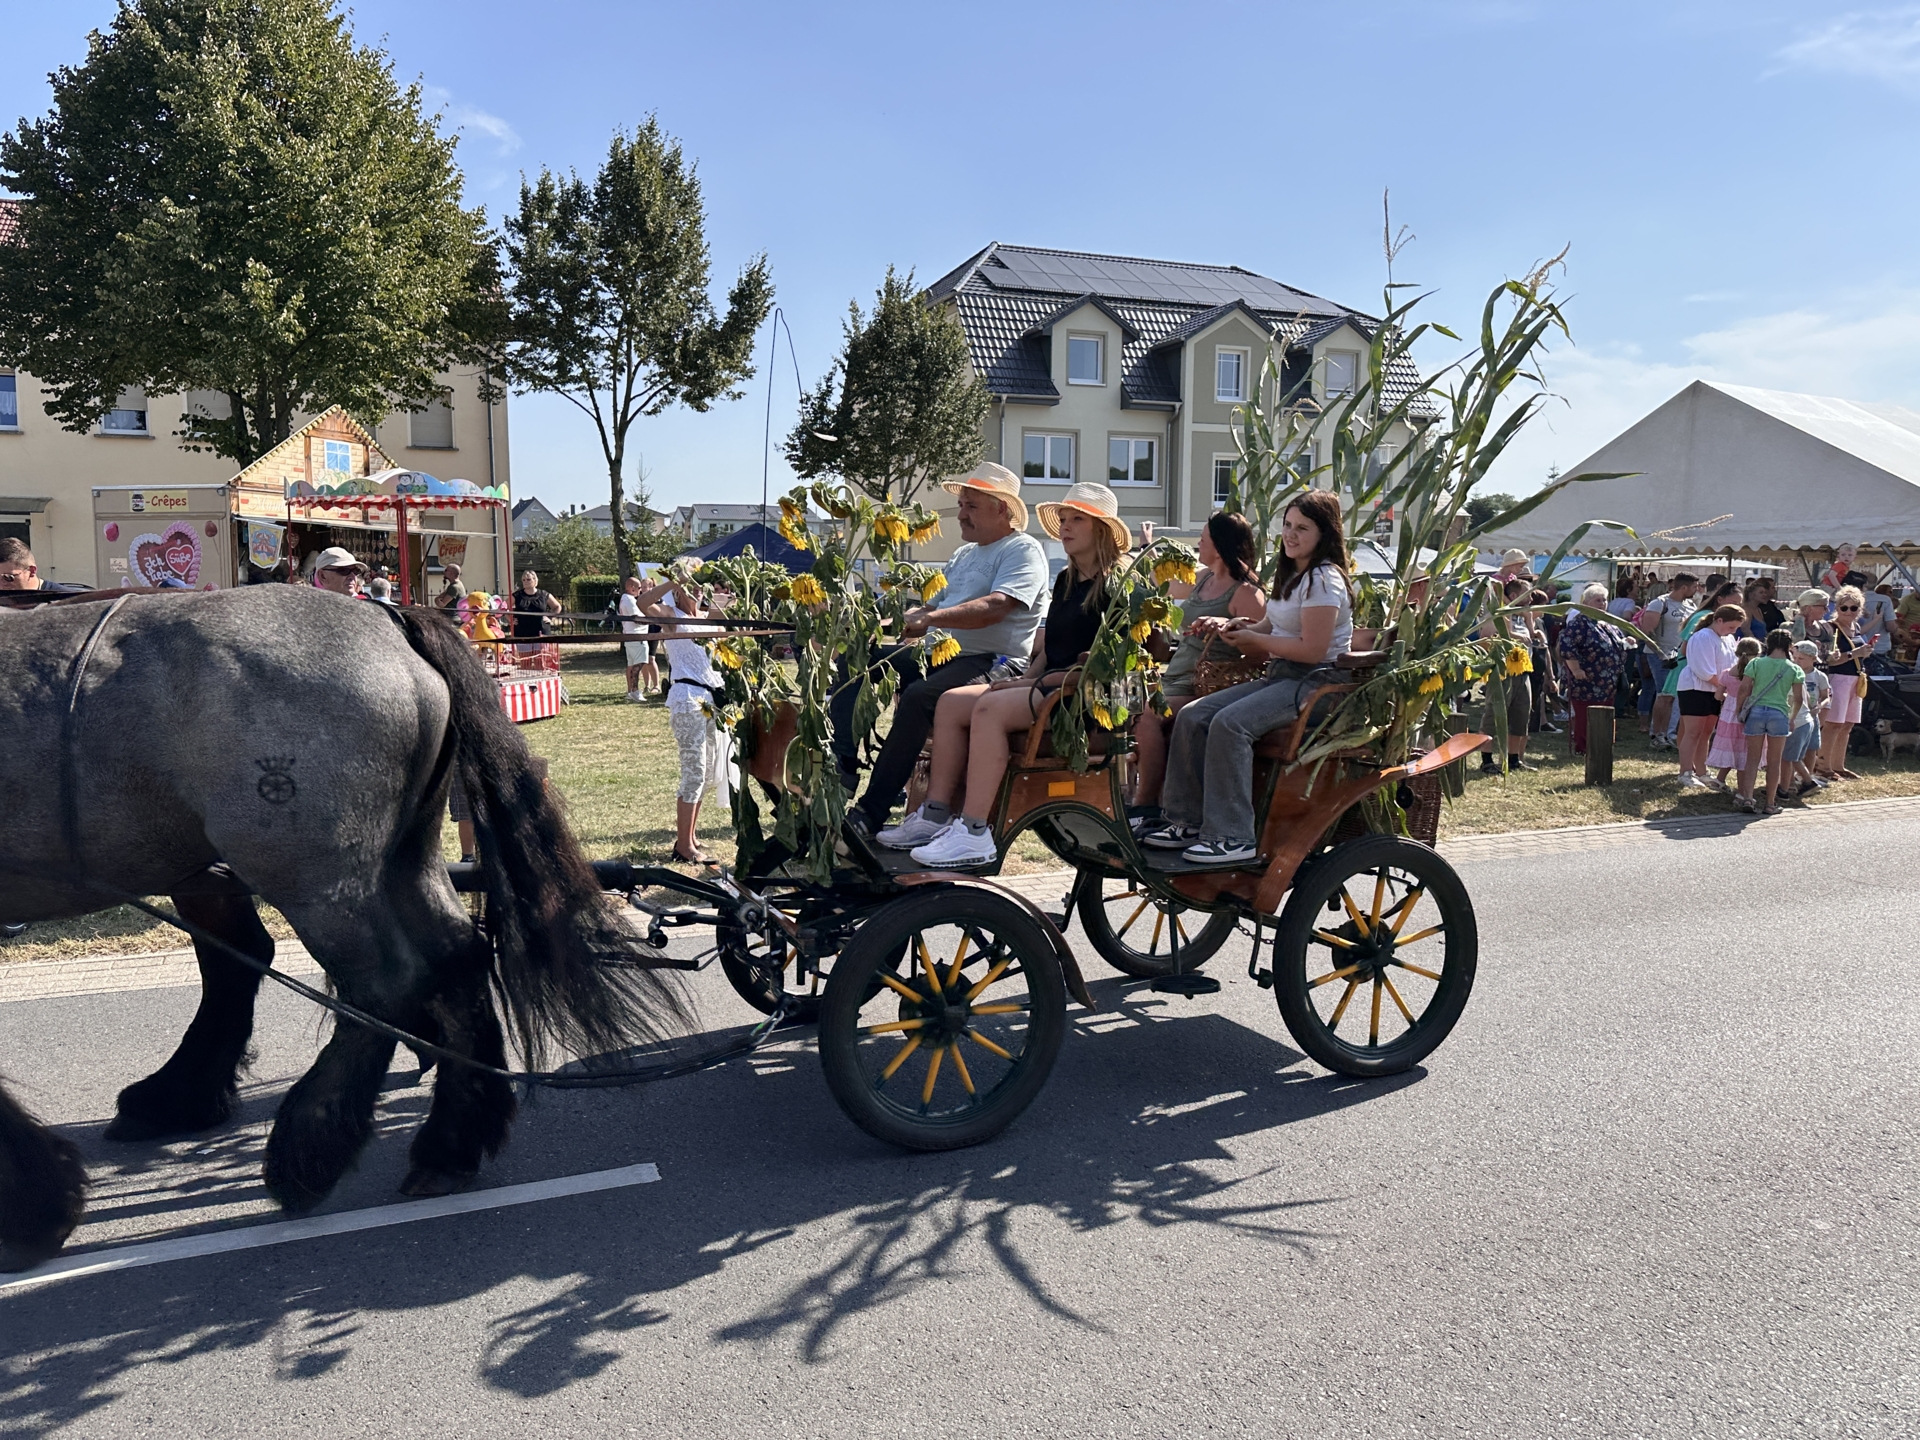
top-left (623, 650), bottom-right (1484, 1153)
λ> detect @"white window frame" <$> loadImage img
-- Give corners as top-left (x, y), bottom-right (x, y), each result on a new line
top-left (1065, 333), bottom-right (1104, 386)
top-left (0, 371), bottom-right (18, 431)
top-left (1215, 347), bottom-right (1248, 403)
top-left (1212, 455), bottom-right (1237, 507)
top-left (1323, 350), bottom-right (1360, 399)
top-left (1022, 432), bottom-right (1076, 484)
top-left (1107, 436), bottom-right (1157, 487)
top-left (98, 386), bottom-right (149, 436)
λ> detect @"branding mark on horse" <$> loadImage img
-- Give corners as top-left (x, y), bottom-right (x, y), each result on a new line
top-left (256, 757), bottom-right (297, 805)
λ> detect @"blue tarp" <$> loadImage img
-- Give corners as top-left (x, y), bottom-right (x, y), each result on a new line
top-left (675, 522), bottom-right (814, 574)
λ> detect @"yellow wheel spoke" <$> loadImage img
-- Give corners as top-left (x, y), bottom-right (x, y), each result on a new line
top-left (1150, 911), bottom-right (1166, 956)
top-left (1397, 924), bottom-right (1445, 946)
top-left (1327, 977), bottom-right (1360, 1029)
top-left (1340, 889), bottom-right (1371, 936)
top-left (861, 1018), bottom-right (925, 1036)
top-left (969, 1002), bottom-right (1027, 1015)
top-left (1368, 872), bottom-right (1388, 933)
top-left (1312, 928), bottom-right (1357, 951)
top-left (878, 972), bottom-right (921, 1002)
top-left (917, 937), bottom-right (944, 996)
top-left (1173, 913), bottom-right (1189, 947)
top-left (964, 1028), bottom-right (1015, 1061)
top-left (948, 1043), bottom-right (976, 1096)
top-left (1116, 898), bottom-right (1151, 937)
top-left (1386, 887), bottom-right (1426, 937)
top-left (966, 956), bottom-right (1014, 1000)
top-left (1309, 961), bottom-right (1365, 989)
top-left (878, 1034), bottom-right (923, 1084)
top-left (921, 1044), bottom-right (945, 1105)
top-left (942, 933), bottom-right (972, 990)
top-left (1381, 973), bottom-right (1416, 1025)
top-left (1369, 977), bottom-right (1383, 1046)
top-left (1390, 958), bottom-right (1443, 981)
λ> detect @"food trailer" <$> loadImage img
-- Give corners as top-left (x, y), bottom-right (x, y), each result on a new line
top-left (91, 484), bottom-right (240, 589)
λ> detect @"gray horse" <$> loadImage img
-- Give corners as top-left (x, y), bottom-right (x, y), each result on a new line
top-left (0, 586), bottom-right (685, 1270)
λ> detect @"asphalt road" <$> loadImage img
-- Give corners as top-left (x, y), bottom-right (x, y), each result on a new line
top-left (1, 810), bottom-right (1915, 1439)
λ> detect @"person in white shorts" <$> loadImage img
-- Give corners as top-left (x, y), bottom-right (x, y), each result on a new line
top-left (617, 575), bottom-right (660, 700)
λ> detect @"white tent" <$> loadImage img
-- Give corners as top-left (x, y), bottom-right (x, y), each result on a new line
top-left (1487, 381), bottom-right (1920, 555)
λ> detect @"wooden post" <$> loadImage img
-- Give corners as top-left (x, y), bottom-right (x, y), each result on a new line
top-left (1585, 705), bottom-right (1614, 786)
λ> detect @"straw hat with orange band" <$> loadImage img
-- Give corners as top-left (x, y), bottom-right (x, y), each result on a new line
top-left (940, 462), bottom-right (1029, 533)
top-left (1034, 482), bottom-right (1132, 553)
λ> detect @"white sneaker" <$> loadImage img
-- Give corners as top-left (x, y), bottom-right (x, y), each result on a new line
top-left (627, 691), bottom-right (642, 703)
top-left (909, 821), bottom-right (998, 868)
top-left (876, 807), bottom-right (950, 850)
top-left (1678, 772), bottom-right (1705, 789)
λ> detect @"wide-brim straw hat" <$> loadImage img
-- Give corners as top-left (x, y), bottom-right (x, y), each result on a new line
top-left (941, 461), bottom-right (1028, 532)
top-left (1795, 588), bottom-right (1831, 609)
top-left (1035, 482), bottom-right (1131, 553)
top-left (1499, 548), bottom-right (1530, 568)
top-left (312, 545), bottom-right (367, 574)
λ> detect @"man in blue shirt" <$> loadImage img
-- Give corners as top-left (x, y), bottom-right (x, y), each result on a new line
top-left (835, 464), bottom-right (1050, 832)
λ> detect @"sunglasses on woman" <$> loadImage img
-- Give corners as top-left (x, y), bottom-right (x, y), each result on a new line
top-left (1837, 604), bottom-right (1861, 612)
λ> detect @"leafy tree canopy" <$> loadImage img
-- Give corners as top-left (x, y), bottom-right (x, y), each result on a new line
top-left (1463, 491), bottom-right (1520, 531)
top-left (784, 267), bottom-right (989, 508)
top-left (503, 120), bottom-right (772, 579)
top-left (0, 0), bottom-right (500, 465)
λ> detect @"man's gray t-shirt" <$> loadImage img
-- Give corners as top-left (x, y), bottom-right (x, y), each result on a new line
top-left (1642, 594), bottom-right (1695, 653)
top-left (1862, 591), bottom-right (1896, 654)
top-left (941, 531), bottom-right (1050, 658)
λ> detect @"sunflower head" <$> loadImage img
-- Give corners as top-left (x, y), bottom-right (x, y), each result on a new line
top-left (920, 572), bottom-right (947, 602)
top-left (790, 574), bottom-right (825, 607)
top-left (1417, 673), bottom-right (1444, 696)
top-left (928, 635), bottom-right (961, 666)
top-left (1129, 619), bottom-right (1153, 644)
top-left (713, 640), bottom-right (744, 670)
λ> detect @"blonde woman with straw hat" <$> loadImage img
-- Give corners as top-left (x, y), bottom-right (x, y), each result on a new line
top-left (894, 482), bottom-right (1130, 868)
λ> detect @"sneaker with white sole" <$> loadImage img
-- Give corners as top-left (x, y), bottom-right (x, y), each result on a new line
top-left (909, 821), bottom-right (998, 869)
top-left (876, 807), bottom-right (950, 850)
top-left (1140, 822), bottom-right (1200, 850)
top-left (1181, 838), bottom-right (1259, 868)
top-left (1678, 772), bottom-right (1705, 789)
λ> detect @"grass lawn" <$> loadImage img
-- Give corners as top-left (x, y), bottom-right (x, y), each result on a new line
top-left (10, 646), bottom-right (1920, 962)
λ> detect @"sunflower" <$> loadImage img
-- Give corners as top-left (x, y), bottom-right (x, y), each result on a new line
top-left (778, 514), bottom-right (812, 551)
top-left (1151, 556), bottom-right (1198, 587)
top-left (928, 635), bottom-right (961, 666)
top-left (910, 519), bottom-right (941, 545)
top-left (1129, 619), bottom-right (1153, 644)
top-left (919, 572), bottom-right (947, 602)
top-left (1090, 703), bottom-right (1115, 729)
top-left (713, 640), bottom-right (745, 670)
top-left (789, 574), bottom-right (826, 607)
top-left (1417, 673), bottom-right (1445, 696)
top-left (1505, 647), bottom-right (1532, 676)
top-left (874, 513), bottom-right (910, 546)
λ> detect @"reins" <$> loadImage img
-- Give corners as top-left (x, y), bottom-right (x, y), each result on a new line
top-left (22, 592), bottom-right (797, 1093)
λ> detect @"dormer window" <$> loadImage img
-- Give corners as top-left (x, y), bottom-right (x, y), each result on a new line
top-left (1066, 335), bottom-right (1103, 385)
top-left (1215, 348), bottom-right (1247, 403)
top-left (1324, 350), bottom-right (1360, 398)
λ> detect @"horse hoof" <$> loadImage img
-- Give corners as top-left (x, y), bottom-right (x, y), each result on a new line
top-left (0, 1236), bottom-right (68, 1274)
top-left (398, 1166), bottom-right (475, 1199)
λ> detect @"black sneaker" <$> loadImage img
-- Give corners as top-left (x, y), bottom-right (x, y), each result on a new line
top-left (1510, 757), bottom-right (1539, 772)
top-left (1, 922), bottom-right (27, 939)
top-left (1181, 838), bottom-right (1259, 868)
top-left (1140, 822), bottom-right (1199, 850)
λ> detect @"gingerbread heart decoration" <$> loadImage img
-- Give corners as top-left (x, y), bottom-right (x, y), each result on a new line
top-left (129, 521), bottom-right (203, 587)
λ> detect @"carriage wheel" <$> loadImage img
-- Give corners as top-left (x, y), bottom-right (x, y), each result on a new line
top-left (1271, 834), bottom-right (1476, 1077)
top-left (716, 912), bottom-right (825, 1024)
top-left (819, 887), bottom-right (1067, 1151)
top-left (1076, 874), bottom-right (1238, 978)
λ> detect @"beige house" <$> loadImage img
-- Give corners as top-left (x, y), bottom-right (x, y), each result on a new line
top-left (921, 243), bottom-right (1424, 557)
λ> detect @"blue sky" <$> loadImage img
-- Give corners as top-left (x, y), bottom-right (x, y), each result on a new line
top-left (7, 1), bottom-right (1919, 512)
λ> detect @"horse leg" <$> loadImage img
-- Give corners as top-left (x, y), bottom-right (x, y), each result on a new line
top-left (261, 1019), bottom-right (397, 1215)
top-left (399, 935), bottom-right (516, 1198)
top-left (105, 892), bottom-right (270, 1142)
top-left (0, 1080), bottom-right (89, 1272)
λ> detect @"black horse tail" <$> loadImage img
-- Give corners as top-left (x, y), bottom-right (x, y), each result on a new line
top-left (396, 611), bottom-right (690, 1066)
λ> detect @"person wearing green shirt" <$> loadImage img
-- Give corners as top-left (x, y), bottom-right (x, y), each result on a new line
top-left (1735, 629), bottom-right (1805, 815)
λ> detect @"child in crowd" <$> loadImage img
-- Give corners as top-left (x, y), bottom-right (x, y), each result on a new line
top-left (1735, 629), bottom-right (1805, 815)
top-left (1787, 640), bottom-right (1831, 797)
top-left (1707, 637), bottom-right (1762, 788)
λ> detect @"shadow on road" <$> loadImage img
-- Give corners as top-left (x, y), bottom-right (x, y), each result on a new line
top-left (0, 979), bottom-right (1422, 1430)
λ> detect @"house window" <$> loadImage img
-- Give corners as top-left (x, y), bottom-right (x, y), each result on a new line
top-left (1023, 433), bottom-right (1075, 482)
top-left (1212, 457), bottom-right (1237, 507)
top-left (1291, 443), bottom-right (1317, 481)
top-left (1108, 437), bottom-right (1156, 486)
top-left (1324, 350), bottom-right (1359, 398)
top-left (323, 439), bottom-right (352, 474)
top-left (100, 386), bottom-right (147, 434)
top-left (0, 373), bottom-right (16, 429)
top-left (1066, 335), bottom-right (1103, 385)
top-left (1215, 348), bottom-right (1247, 403)
top-left (410, 393), bottom-right (454, 449)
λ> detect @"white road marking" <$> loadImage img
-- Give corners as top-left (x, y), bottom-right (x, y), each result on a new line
top-left (0, 1161), bottom-right (660, 1297)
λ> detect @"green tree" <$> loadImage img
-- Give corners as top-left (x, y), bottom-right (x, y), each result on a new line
top-left (529, 512), bottom-right (616, 597)
top-left (1464, 491), bottom-right (1519, 530)
top-left (784, 268), bottom-right (989, 508)
top-left (0, 0), bottom-right (500, 464)
top-left (503, 121), bottom-right (772, 580)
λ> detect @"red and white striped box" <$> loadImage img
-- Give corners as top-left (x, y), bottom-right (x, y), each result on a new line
top-left (498, 675), bottom-right (563, 723)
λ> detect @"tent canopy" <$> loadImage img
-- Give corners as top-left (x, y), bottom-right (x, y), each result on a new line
top-left (677, 521), bottom-right (814, 573)
top-left (1485, 381), bottom-right (1920, 556)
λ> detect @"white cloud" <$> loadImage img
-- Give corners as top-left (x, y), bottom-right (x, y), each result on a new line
top-left (1483, 292), bottom-right (1920, 493)
top-left (422, 86), bottom-right (520, 156)
top-left (1774, 7), bottom-right (1920, 89)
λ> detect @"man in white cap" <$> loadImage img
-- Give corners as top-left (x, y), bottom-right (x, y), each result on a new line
top-left (309, 546), bottom-right (368, 597)
top-left (834, 462), bottom-right (1050, 834)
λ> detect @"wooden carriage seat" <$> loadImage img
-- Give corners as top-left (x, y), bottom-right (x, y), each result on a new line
top-left (1250, 650), bottom-right (1389, 764)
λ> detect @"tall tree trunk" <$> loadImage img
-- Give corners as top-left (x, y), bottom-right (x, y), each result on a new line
top-left (607, 427), bottom-right (632, 581)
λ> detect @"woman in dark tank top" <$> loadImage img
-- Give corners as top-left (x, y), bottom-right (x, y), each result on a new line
top-left (877, 483), bottom-right (1132, 867)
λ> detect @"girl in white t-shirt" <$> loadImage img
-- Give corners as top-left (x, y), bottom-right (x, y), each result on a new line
top-left (1142, 490), bottom-right (1354, 868)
